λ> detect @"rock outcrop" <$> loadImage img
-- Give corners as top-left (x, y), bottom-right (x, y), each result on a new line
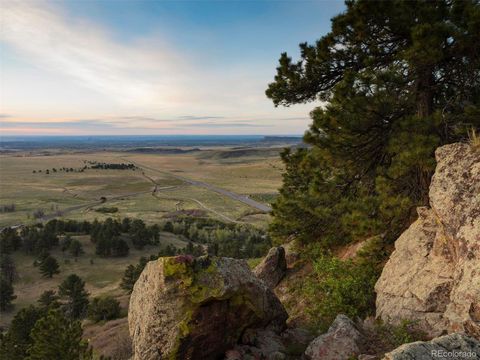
top-left (254, 246), bottom-right (287, 288)
top-left (128, 255), bottom-right (288, 360)
top-left (375, 143), bottom-right (480, 338)
top-left (304, 314), bottom-right (364, 360)
top-left (383, 333), bottom-right (480, 360)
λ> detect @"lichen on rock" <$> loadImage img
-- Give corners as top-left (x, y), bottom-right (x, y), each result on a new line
top-left (375, 143), bottom-right (480, 338)
top-left (128, 255), bottom-right (288, 360)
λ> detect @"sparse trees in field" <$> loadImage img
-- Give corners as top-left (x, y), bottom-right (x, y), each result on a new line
top-left (39, 255), bottom-right (60, 278)
top-left (58, 274), bottom-right (89, 319)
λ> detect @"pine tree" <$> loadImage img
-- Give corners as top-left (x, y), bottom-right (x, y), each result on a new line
top-left (39, 255), bottom-right (60, 278)
top-left (0, 306), bottom-right (42, 360)
top-left (68, 239), bottom-right (84, 258)
top-left (112, 238), bottom-right (129, 257)
top-left (120, 265), bottom-right (137, 293)
top-left (0, 254), bottom-right (17, 284)
top-left (266, 0), bottom-right (480, 245)
top-left (37, 290), bottom-right (60, 309)
top-left (58, 274), bottom-right (89, 319)
top-left (0, 277), bottom-right (16, 310)
top-left (26, 309), bottom-right (92, 360)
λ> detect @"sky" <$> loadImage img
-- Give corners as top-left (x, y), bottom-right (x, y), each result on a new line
top-left (0, 0), bottom-right (345, 136)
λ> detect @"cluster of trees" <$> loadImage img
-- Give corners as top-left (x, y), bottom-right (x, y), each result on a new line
top-left (95, 206), bottom-right (119, 214)
top-left (0, 217), bottom-right (161, 262)
top-left (0, 272), bottom-right (121, 359)
top-left (118, 218), bottom-right (270, 294)
top-left (32, 162), bottom-right (137, 176)
top-left (164, 217), bottom-right (271, 258)
top-left (90, 218), bottom-right (159, 257)
top-left (264, 0), bottom-right (480, 329)
top-left (120, 246), bottom-right (177, 293)
top-left (90, 162), bottom-right (137, 170)
top-left (33, 167), bottom-right (84, 175)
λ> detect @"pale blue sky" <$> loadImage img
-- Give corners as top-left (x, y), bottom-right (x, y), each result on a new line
top-left (0, 0), bottom-right (345, 135)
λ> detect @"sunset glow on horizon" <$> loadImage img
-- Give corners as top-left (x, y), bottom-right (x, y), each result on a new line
top-left (0, 0), bottom-right (344, 135)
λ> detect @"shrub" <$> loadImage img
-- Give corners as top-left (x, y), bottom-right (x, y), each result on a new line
top-left (468, 127), bottom-right (480, 151)
top-left (303, 251), bottom-right (379, 331)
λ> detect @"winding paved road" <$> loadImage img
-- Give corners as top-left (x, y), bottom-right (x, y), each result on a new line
top-left (123, 158), bottom-right (272, 213)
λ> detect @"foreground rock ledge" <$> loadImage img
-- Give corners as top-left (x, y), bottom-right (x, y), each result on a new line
top-left (383, 333), bottom-right (480, 360)
top-left (128, 255), bottom-right (288, 360)
top-left (375, 143), bottom-right (480, 338)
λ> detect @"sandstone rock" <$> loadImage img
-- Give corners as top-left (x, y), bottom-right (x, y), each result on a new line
top-left (382, 333), bottom-right (480, 360)
top-left (254, 246), bottom-right (287, 288)
top-left (375, 143), bottom-right (480, 338)
top-left (129, 255), bottom-right (288, 360)
top-left (304, 314), bottom-right (364, 360)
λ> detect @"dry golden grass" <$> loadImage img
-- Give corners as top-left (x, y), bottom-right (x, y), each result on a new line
top-left (468, 127), bottom-right (480, 151)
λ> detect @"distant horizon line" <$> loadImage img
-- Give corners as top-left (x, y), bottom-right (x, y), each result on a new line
top-left (0, 134), bottom-right (304, 138)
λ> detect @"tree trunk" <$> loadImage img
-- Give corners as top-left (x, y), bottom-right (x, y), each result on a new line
top-left (416, 69), bottom-right (434, 118)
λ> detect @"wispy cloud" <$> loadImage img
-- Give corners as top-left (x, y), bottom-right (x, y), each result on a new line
top-left (0, 119), bottom-right (119, 129)
top-left (177, 115), bottom-right (226, 120)
top-left (178, 121), bottom-right (266, 128)
top-left (1, 1), bottom-right (186, 107)
top-left (0, 1), bottom-right (315, 135)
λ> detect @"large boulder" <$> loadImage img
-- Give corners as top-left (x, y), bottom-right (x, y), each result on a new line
top-left (383, 333), bottom-right (480, 360)
top-left (128, 255), bottom-right (288, 360)
top-left (254, 246), bottom-right (287, 288)
top-left (304, 314), bottom-right (364, 360)
top-left (375, 143), bottom-right (480, 338)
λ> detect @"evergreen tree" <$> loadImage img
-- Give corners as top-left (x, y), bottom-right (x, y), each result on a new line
top-left (37, 290), bottom-right (60, 309)
top-left (266, 0), bottom-right (480, 245)
top-left (26, 309), bottom-right (92, 360)
top-left (0, 306), bottom-right (42, 360)
top-left (0, 277), bottom-right (16, 310)
top-left (0, 227), bottom-right (22, 253)
top-left (120, 265), bottom-right (138, 293)
top-left (68, 239), bottom-right (84, 258)
top-left (0, 254), bottom-right (17, 284)
top-left (112, 238), bottom-right (129, 257)
top-left (163, 221), bottom-right (174, 232)
top-left (39, 255), bottom-right (60, 278)
top-left (61, 235), bottom-right (73, 252)
top-left (58, 274), bottom-right (89, 319)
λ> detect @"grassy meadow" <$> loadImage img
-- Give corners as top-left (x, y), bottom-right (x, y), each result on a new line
top-left (0, 146), bottom-right (283, 327)
top-left (0, 148), bottom-right (283, 228)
